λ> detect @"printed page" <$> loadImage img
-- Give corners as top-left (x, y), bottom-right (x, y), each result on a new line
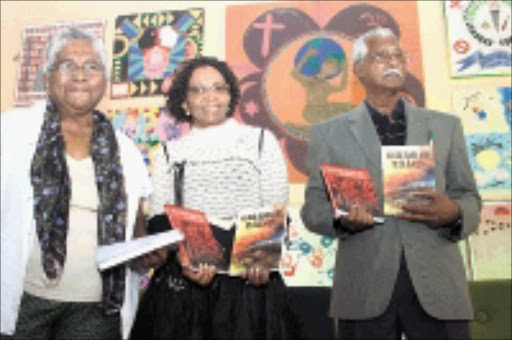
top-left (96, 229), bottom-right (183, 271)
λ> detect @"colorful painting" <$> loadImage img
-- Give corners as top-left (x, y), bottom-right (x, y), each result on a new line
top-left (469, 201), bottom-right (511, 279)
top-left (452, 87), bottom-right (511, 199)
top-left (226, 1), bottom-right (425, 182)
top-left (15, 20), bottom-right (105, 106)
top-left (444, 0), bottom-right (512, 78)
top-left (281, 205), bottom-right (337, 286)
top-left (111, 9), bottom-right (204, 98)
top-left (107, 107), bottom-right (189, 174)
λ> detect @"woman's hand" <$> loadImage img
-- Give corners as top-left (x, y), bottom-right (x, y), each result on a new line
top-left (182, 263), bottom-right (217, 286)
top-left (130, 199), bottom-right (172, 271)
top-left (130, 244), bottom-right (173, 272)
top-left (242, 266), bottom-right (269, 286)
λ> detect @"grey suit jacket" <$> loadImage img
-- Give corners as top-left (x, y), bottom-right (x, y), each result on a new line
top-left (301, 100), bottom-right (481, 320)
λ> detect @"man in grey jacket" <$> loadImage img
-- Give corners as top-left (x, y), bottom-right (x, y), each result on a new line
top-left (301, 27), bottom-right (481, 340)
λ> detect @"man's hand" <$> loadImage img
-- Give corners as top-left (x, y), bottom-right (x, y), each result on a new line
top-left (336, 204), bottom-right (375, 232)
top-left (398, 189), bottom-right (461, 228)
top-left (182, 263), bottom-right (216, 286)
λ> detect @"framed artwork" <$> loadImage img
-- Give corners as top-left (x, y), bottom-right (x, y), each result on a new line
top-left (226, 1), bottom-right (424, 183)
top-left (15, 20), bottom-right (105, 106)
top-left (452, 86), bottom-right (511, 199)
top-left (111, 8), bottom-right (204, 98)
top-left (107, 107), bottom-right (189, 174)
top-left (282, 205), bottom-right (337, 286)
top-left (469, 201), bottom-right (511, 280)
top-left (444, 0), bottom-right (511, 78)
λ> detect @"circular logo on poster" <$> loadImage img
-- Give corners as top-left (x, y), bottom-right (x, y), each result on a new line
top-left (463, 1), bottom-right (512, 46)
top-left (262, 33), bottom-right (357, 140)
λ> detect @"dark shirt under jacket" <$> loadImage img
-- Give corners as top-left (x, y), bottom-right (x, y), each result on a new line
top-left (365, 98), bottom-right (406, 146)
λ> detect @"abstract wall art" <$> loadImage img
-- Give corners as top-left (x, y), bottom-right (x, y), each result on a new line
top-left (452, 86), bottom-right (511, 199)
top-left (111, 9), bottom-right (204, 98)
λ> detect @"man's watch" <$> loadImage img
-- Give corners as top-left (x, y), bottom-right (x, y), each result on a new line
top-left (449, 217), bottom-right (463, 231)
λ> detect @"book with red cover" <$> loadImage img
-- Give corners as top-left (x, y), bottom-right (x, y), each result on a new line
top-left (229, 206), bottom-right (286, 275)
top-left (320, 164), bottom-right (384, 223)
top-left (164, 204), bottom-right (228, 271)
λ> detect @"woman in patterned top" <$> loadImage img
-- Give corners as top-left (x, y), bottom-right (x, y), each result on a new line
top-left (130, 56), bottom-right (298, 339)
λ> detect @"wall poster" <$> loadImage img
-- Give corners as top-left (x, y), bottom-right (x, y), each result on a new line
top-left (107, 107), bottom-right (189, 175)
top-left (452, 86), bottom-right (511, 200)
top-left (444, 0), bottom-right (511, 78)
top-left (226, 1), bottom-right (425, 183)
top-left (15, 20), bottom-right (105, 106)
top-left (469, 201), bottom-right (511, 280)
top-left (111, 8), bottom-right (204, 98)
top-left (281, 205), bottom-right (337, 286)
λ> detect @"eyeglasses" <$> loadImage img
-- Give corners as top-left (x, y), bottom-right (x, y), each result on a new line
top-left (366, 50), bottom-right (408, 64)
top-left (52, 60), bottom-right (104, 77)
top-left (188, 84), bottom-right (230, 97)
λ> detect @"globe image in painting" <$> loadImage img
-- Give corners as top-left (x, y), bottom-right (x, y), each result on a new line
top-left (284, 36), bottom-right (352, 138)
top-left (294, 38), bottom-right (345, 80)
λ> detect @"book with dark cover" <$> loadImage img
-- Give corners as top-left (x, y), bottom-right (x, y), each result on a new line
top-left (382, 144), bottom-right (436, 215)
top-left (164, 204), bottom-right (228, 271)
top-left (229, 206), bottom-right (286, 275)
top-left (321, 164), bottom-right (383, 223)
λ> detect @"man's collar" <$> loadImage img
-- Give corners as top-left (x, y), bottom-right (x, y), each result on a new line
top-left (364, 98), bottom-right (405, 122)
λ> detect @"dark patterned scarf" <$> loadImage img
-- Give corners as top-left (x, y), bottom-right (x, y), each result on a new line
top-left (31, 101), bottom-right (127, 314)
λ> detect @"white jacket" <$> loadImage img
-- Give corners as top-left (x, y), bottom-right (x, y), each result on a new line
top-left (1, 101), bottom-right (151, 338)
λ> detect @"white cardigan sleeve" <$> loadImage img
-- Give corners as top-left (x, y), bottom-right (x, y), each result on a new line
top-left (148, 143), bottom-right (175, 217)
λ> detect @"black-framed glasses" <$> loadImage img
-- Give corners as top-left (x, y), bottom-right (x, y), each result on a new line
top-left (367, 50), bottom-right (408, 64)
top-left (53, 60), bottom-right (104, 77)
top-left (188, 84), bottom-right (230, 97)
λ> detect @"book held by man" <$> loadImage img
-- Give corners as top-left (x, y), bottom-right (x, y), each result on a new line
top-left (321, 164), bottom-right (384, 223)
top-left (382, 144), bottom-right (436, 215)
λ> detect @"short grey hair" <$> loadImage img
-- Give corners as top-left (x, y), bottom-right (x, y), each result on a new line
top-left (42, 27), bottom-right (109, 78)
top-left (353, 27), bottom-right (398, 63)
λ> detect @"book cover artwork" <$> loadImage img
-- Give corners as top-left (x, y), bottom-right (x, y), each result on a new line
top-left (164, 204), bottom-right (228, 271)
top-left (382, 144), bottom-right (436, 215)
top-left (320, 164), bottom-right (380, 217)
top-left (229, 206), bottom-right (286, 275)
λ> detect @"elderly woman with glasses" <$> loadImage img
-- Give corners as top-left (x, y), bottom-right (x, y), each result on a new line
top-left (130, 56), bottom-right (299, 339)
top-left (1, 28), bottom-right (154, 339)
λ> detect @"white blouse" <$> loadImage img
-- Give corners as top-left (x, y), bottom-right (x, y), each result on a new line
top-left (148, 118), bottom-right (288, 226)
top-left (24, 155), bottom-right (102, 302)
